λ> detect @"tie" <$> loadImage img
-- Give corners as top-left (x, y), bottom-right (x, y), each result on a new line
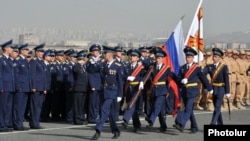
top-left (214, 64), bottom-right (217, 68)
top-left (107, 63), bottom-right (110, 68)
top-left (131, 65), bottom-right (134, 70)
top-left (157, 65), bottom-right (160, 70)
top-left (187, 65), bottom-right (190, 70)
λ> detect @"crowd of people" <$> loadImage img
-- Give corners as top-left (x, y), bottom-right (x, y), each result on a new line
top-left (0, 39), bottom-right (249, 140)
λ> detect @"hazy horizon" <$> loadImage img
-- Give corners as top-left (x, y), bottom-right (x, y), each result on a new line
top-left (1, 0), bottom-right (249, 38)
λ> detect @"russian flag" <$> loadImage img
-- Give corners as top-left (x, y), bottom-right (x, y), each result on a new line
top-left (162, 19), bottom-right (185, 116)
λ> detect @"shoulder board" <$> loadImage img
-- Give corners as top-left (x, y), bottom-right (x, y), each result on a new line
top-left (100, 59), bottom-right (105, 62)
top-left (115, 62), bottom-right (121, 66)
top-left (15, 57), bottom-right (20, 60)
top-left (33, 57), bottom-right (37, 60)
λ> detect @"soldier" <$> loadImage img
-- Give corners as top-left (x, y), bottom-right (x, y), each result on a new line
top-left (87, 44), bottom-right (103, 124)
top-left (29, 43), bottom-right (48, 129)
top-left (0, 39), bottom-right (15, 132)
top-left (121, 49), bottom-right (145, 133)
top-left (174, 47), bottom-right (213, 134)
top-left (90, 46), bottom-right (123, 140)
top-left (51, 50), bottom-right (65, 121)
top-left (72, 53), bottom-right (88, 125)
top-left (203, 48), bottom-right (230, 125)
top-left (12, 44), bottom-right (30, 131)
top-left (245, 52), bottom-right (250, 105)
top-left (64, 49), bottom-right (77, 123)
top-left (145, 48), bottom-right (176, 132)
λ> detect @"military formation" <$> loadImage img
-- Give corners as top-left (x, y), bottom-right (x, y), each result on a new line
top-left (0, 39), bottom-right (249, 140)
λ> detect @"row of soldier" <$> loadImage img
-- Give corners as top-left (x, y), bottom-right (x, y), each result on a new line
top-left (0, 39), bottom-right (249, 140)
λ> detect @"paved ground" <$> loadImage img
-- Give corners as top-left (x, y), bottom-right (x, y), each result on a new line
top-left (1, 107), bottom-right (250, 141)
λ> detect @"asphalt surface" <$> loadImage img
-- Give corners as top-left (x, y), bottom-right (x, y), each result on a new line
top-left (1, 107), bottom-right (250, 141)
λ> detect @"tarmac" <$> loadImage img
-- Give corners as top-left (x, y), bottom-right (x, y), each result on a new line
top-left (0, 107), bottom-right (250, 141)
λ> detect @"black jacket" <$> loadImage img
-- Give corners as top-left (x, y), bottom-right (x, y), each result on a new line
top-left (73, 63), bottom-right (88, 92)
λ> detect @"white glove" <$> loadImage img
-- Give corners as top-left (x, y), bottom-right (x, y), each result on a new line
top-left (209, 90), bottom-right (213, 94)
top-left (181, 78), bottom-right (188, 84)
top-left (139, 81), bottom-right (144, 89)
top-left (117, 97), bottom-right (122, 102)
top-left (225, 93), bottom-right (231, 99)
top-left (127, 76), bottom-right (135, 81)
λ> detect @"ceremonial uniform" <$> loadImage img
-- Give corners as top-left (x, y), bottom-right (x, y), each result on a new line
top-left (29, 43), bottom-right (47, 129)
top-left (12, 44), bottom-right (31, 130)
top-left (0, 40), bottom-right (15, 132)
top-left (174, 47), bottom-right (212, 133)
top-left (122, 49), bottom-right (145, 132)
top-left (87, 44), bottom-right (103, 123)
top-left (203, 48), bottom-right (230, 125)
top-left (91, 46), bottom-right (123, 140)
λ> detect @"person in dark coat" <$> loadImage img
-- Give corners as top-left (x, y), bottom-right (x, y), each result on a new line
top-left (72, 53), bottom-right (89, 125)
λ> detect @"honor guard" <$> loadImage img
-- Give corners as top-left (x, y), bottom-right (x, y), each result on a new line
top-left (29, 43), bottom-right (47, 129)
top-left (145, 48), bottom-right (176, 132)
top-left (87, 44), bottom-right (103, 124)
top-left (174, 47), bottom-right (213, 134)
top-left (121, 49), bottom-right (145, 133)
top-left (203, 48), bottom-right (230, 125)
top-left (0, 39), bottom-right (15, 132)
top-left (90, 46), bottom-right (123, 140)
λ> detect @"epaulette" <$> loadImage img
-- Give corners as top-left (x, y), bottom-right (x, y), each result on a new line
top-left (115, 62), bottom-right (121, 66)
top-left (15, 57), bottom-right (20, 60)
top-left (33, 57), bottom-right (37, 60)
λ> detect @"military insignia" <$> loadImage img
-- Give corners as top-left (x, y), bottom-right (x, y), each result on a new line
top-left (13, 63), bottom-right (17, 67)
top-left (100, 59), bottom-right (105, 62)
top-left (3, 61), bottom-right (6, 65)
top-left (22, 64), bottom-right (25, 67)
top-left (16, 57), bottom-right (20, 60)
top-left (63, 67), bottom-right (66, 70)
top-left (115, 62), bottom-right (121, 66)
top-left (138, 61), bottom-right (142, 65)
top-left (33, 57), bottom-right (37, 60)
top-left (51, 67), bottom-right (54, 70)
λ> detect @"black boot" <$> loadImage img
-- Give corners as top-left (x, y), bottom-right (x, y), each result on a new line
top-left (112, 131), bottom-right (120, 139)
top-left (90, 131), bottom-right (100, 140)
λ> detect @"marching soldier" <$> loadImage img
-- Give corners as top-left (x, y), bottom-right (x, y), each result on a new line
top-left (146, 48), bottom-right (176, 132)
top-left (203, 48), bottom-right (230, 125)
top-left (0, 39), bottom-right (15, 132)
top-left (121, 49), bottom-right (145, 133)
top-left (90, 46), bottom-right (123, 140)
top-left (174, 47), bottom-right (213, 134)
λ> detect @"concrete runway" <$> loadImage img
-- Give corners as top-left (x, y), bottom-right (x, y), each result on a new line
top-left (1, 107), bottom-right (250, 141)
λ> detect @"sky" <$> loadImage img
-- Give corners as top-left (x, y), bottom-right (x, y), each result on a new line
top-left (0, 0), bottom-right (249, 38)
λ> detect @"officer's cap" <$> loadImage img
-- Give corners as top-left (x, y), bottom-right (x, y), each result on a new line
top-left (212, 48), bottom-right (224, 56)
top-left (78, 50), bottom-right (88, 56)
top-left (18, 43), bottom-right (29, 50)
top-left (226, 49), bottom-right (232, 53)
top-left (68, 50), bottom-right (77, 57)
top-left (27, 51), bottom-right (33, 58)
top-left (127, 49), bottom-right (141, 57)
top-left (184, 47), bottom-right (197, 56)
top-left (12, 45), bottom-right (19, 52)
top-left (154, 48), bottom-right (167, 57)
top-left (43, 50), bottom-right (52, 57)
top-left (139, 46), bottom-right (148, 52)
top-left (232, 50), bottom-right (239, 55)
top-left (33, 43), bottom-right (45, 52)
top-left (0, 39), bottom-right (13, 49)
top-left (114, 45), bottom-right (123, 52)
top-left (103, 45), bottom-right (115, 53)
top-left (240, 50), bottom-right (246, 55)
top-left (147, 46), bottom-right (157, 54)
top-left (89, 44), bottom-right (101, 52)
top-left (206, 51), bottom-right (212, 56)
top-left (64, 49), bottom-right (74, 55)
top-left (122, 49), bottom-right (127, 55)
top-left (55, 50), bottom-right (64, 56)
top-left (77, 54), bottom-right (86, 60)
top-left (87, 53), bottom-right (93, 59)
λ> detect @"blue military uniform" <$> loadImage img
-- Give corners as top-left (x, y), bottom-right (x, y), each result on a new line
top-left (64, 50), bottom-right (77, 123)
top-left (0, 39), bottom-right (15, 132)
top-left (174, 47), bottom-right (212, 133)
top-left (29, 43), bottom-right (47, 129)
top-left (146, 49), bottom-right (176, 132)
top-left (203, 48), bottom-right (230, 125)
top-left (91, 46), bottom-right (123, 140)
top-left (12, 44), bottom-right (31, 130)
top-left (122, 49), bottom-right (145, 132)
top-left (86, 44), bottom-right (103, 123)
